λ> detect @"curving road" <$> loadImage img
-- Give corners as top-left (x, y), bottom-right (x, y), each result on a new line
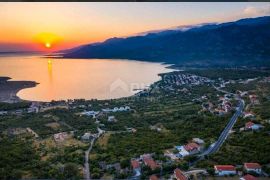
top-left (201, 98), bottom-right (245, 156)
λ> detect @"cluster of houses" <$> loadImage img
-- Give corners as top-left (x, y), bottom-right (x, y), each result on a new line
top-left (130, 156), bottom-right (263, 179)
top-left (80, 105), bottom-right (131, 118)
top-left (131, 154), bottom-right (189, 180)
top-left (172, 138), bottom-right (205, 158)
top-left (16, 101), bottom-right (130, 117)
top-left (200, 94), bottom-right (234, 116)
top-left (102, 106), bottom-right (130, 113)
top-left (237, 91), bottom-right (260, 105)
top-left (214, 162), bottom-right (262, 178)
top-left (240, 110), bottom-right (264, 132)
top-left (216, 96), bottom-right (233, 114)
top-left (0, 101), bottom-right (70, 116)
top-left (162, 73), bottom-right (213, 87)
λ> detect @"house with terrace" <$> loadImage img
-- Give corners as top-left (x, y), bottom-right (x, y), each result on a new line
top-left (175, 142), bottom-right (201, 158)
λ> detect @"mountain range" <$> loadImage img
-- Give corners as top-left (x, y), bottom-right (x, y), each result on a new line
top-left (63, 16), bottom-right (270, 67)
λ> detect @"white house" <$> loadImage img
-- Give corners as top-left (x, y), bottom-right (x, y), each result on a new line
top-left (81, 132), bottom-right (92, 141)
top-left (108, 116), bottom-right (116, 122)
top-left (102, 106), bottom-right (130, 113)
top-left (214, 165), bottom-right (236, 176)
top-left (175, 146), bottom-right (190, 158)
top-left (125, 106), bottom-right (131, 110)
top-left (81, 111), bottom-right (99, 118)
top-left (27, 102), bottom-right (40, 113)
top-left (119, 107), bottom-right (125, 111)
top-left (113, 107), bottom-right (119, 112)
top-left (244, 163), bottom-right (262, 175)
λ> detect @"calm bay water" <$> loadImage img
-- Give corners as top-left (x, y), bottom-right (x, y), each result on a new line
top-left (0, 54), bottom-right (173, 101)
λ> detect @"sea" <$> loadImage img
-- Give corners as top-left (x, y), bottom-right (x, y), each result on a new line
top-left (0, 53), bottom-right (174, 101)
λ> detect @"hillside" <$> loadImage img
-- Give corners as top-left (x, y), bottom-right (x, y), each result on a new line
top-left (63, 16), bottom-right (270, 67)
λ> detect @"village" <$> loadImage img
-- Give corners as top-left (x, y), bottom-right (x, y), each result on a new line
top-left (1, 71), bottom-right (270, 179)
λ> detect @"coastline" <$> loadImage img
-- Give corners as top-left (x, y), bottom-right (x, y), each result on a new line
top-left (0, 77), bottom-right (38, 103)
top-left (0, 56), bottom-right (176, 103)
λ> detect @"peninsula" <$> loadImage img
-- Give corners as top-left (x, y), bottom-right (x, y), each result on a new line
top-left (0, 77), bottom-right (38, 103)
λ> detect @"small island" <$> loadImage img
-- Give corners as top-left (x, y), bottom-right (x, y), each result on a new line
top-left (0, 77), bottom-right (38, 103)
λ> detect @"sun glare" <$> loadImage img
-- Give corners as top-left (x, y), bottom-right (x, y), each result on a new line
top-left (34, 32), bottom-right (61, 50)
top-left (45, 43), bottom-right (51, 48)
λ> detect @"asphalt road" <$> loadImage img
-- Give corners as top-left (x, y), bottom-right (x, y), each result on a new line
top-left (201, 98), bottom-right (245, 156)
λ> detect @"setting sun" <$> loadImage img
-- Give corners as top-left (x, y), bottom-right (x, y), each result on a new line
top-left (45, 43), bottom-right (51, 48)
top-left (33, 32), bottom-right (61, 50)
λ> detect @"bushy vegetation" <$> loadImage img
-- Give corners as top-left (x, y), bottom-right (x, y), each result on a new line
top-left (0, 136), bottom-right (39, 179)
top-left (0, 101), bottom-right (31, 111)
top-left (186, 69), bottom-right (270, 80)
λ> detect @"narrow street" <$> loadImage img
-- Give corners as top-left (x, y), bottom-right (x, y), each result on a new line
top-left (83, 128), bottom-right (104, 180)
top-left (84, 138), bottom-right (95, 180)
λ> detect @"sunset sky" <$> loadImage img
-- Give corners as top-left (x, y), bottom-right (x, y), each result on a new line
top-left (0, 2), bottom-right (270, 52)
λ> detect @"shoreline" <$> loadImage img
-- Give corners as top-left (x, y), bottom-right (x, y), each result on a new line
top-left (0, 77), bottom-right (38, 103)
top-left (0, 58), bottom-right (177, 103)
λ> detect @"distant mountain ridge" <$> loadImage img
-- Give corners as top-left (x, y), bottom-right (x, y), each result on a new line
top-left (63, 16), bottom-right (270, 67)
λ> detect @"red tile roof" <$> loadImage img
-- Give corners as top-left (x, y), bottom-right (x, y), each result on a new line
top-left (244, 163), bottom-right (261, 169)
top-left (143, 157), bottom-right (159, 170)
top-left (214, 165), bottom-right (236, 171)
top-left (245, 121), bottom-right (255, 129)
top-left (174, 168), bottom-right (187, 180)
top-left (184, 142), bottom-right (199, 152)
top-left (149, 175), bottom-right (159, 180)
top-left (131, 160), bottom-right (140, 169)
top-left (242, 174), bottom-right (257, 180)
